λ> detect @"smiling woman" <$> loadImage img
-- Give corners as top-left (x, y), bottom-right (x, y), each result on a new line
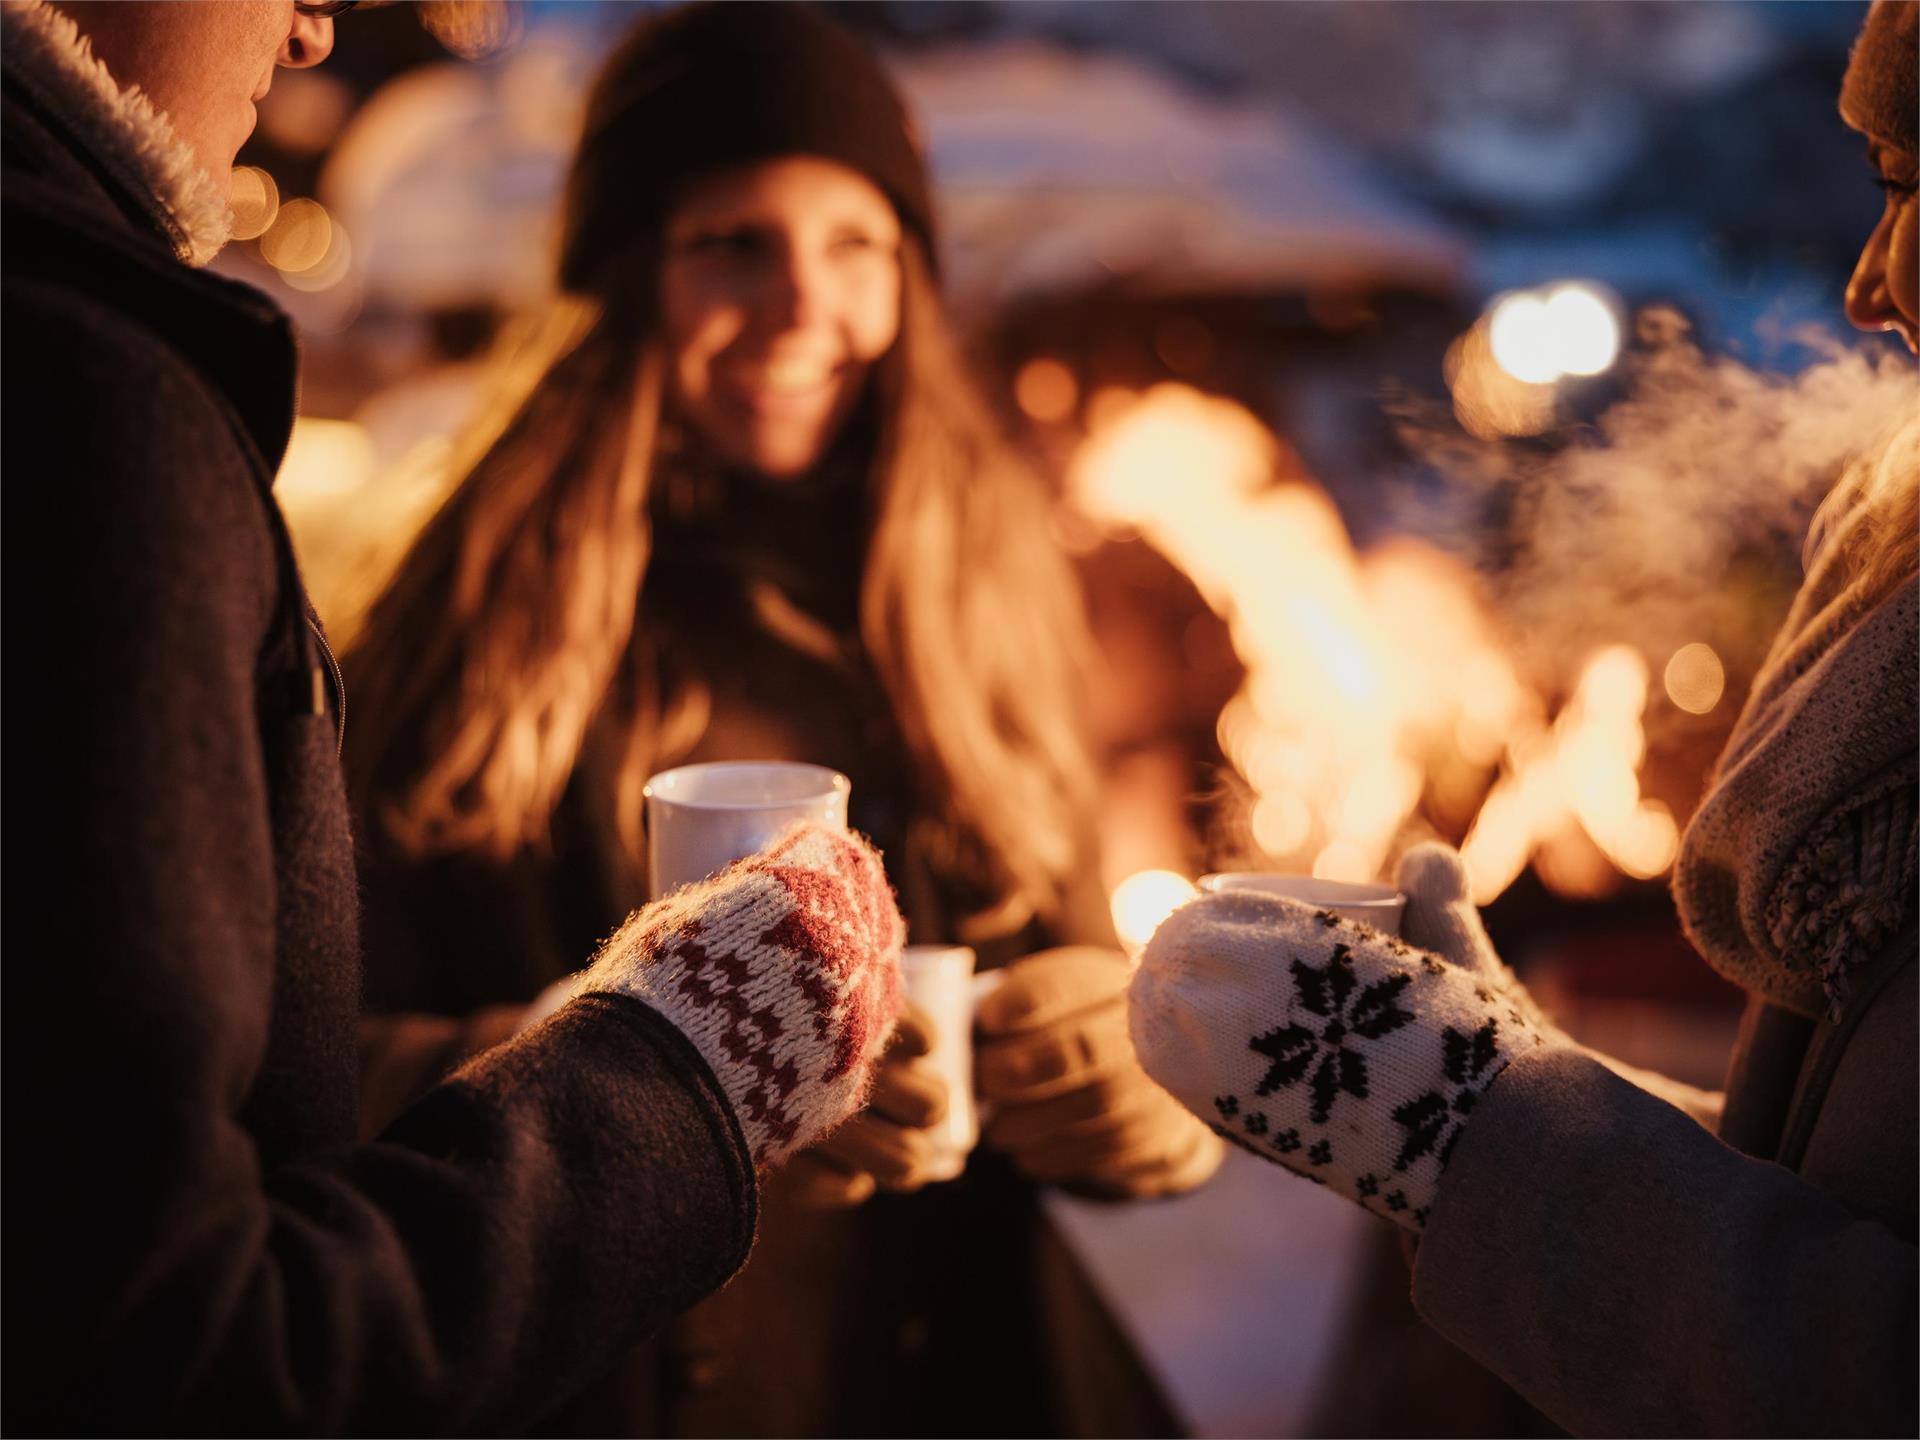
top-left (661, 157), bottom-right (905, 478)
top-left (343, 2), bottom-right (1218, 1433)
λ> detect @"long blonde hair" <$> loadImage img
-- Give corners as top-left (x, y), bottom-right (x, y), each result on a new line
top-left (1812, 405), bottom-right (1920, 603)
top-left (345, 240), bottom-right (1098, 931)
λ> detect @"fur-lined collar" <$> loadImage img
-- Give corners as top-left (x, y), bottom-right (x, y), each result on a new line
top-left (1, 0), bottom-right (230, 265)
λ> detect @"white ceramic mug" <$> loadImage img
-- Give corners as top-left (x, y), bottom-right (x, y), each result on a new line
top-left (642, 761), bottom-right (851, 899)
top-left (1197, 873), bottom-right (1406, 935)
top-left (899, 944), bottom-right (980, 1182)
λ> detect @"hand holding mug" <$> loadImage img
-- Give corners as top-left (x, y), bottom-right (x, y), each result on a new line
top-left (976, 946), bottom-right (1224, 1198)
top-left (784, 1004), bottom-right (954, 1207)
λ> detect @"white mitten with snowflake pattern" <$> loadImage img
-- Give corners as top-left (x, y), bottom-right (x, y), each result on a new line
top-left (1398, 841), bottom-right (1725, 1130)
top-left (1128, 884), bottom-right (1555, 1232)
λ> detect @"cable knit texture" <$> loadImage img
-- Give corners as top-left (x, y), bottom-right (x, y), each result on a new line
top-left (581, 822), bottom-right (905, 1168)
top-left (0, 0), bottom-right (231, 265)
top-left (1131, 887), bottom-right (1546, 1232)
top-left (1675, 433), bottom-right (1919, 1022)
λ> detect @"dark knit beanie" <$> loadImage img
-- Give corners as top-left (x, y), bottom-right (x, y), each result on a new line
top-left (559, 1), bottom-right (935, 295)
top-left (1840, 0), bottom-right (1918, 155)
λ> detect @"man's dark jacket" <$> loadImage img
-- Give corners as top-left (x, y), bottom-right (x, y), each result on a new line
top-left (2, 52), bottom-right (755, 1435)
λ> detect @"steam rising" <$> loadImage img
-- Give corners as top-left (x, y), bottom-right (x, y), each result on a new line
top-left (1400, 309), bottom-right (1916, 725)
top-left (1079, 310), bottom-right (1912, 907)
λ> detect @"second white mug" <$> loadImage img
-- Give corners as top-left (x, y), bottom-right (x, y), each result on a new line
top-left (899, 944), bottom-right (979, 1182)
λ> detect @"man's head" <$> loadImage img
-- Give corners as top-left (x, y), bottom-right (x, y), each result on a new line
top-left (51, 2), bottom-right (335, 203)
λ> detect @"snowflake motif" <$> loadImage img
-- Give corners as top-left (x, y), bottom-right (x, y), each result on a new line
top-left (1385, 1190), bottom-right (1408, 1213)
top-left (1270, 1128), bottom-right (1302, 1155)
top-left (1215, 1095), bottom-right (1240, 1120)
top-left (1391, 1017), bottom-right (1503, 1170)
top-left (1308, 1139), bottom-right (1333, 1167)
top-left (1248, 945), bottom-right (1415, 1123)
top-left (1356, 1173), bottom-right (1380, 1198)
top-left (1412, 1207), bottom-right (1431, 1228)
top-left (1244, 1111), bottom-right (1270, 1136)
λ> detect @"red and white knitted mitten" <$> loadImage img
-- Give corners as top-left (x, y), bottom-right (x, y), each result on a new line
top-left (580, 823), bottom-right (906, 1169)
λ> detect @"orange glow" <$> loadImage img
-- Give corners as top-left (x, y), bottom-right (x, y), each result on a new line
top-left (1071, 386), bottom-right (1528, 886)
top-left (1251, 790), bottom-right (1312, 856)
top-left (1446, 317), bottom-right (1556, 440)
top-left (275, 417), bottom-right (375, 498)
top-left (1459, 645), bottom-right (1673, 901)
top-left (1070, 384), bottom-right (1680, 906)
top-left (1311, 840), bottom-right (1372, 884)
top-left (420, 0), bottom-right (525, 60)
top-left (1015, 357), bottom-right (1079, 423)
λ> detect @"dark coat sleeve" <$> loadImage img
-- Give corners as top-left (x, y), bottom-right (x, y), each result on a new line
top-left (1411, 1044), bottom-right (1917, 1438)
top-left (357, 1006), bottom-right (526, 1136)
top-left (3, 283), bottom-right (755, 1435)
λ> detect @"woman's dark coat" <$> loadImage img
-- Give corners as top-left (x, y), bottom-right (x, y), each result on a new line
top-left (357, 462), bottom-right (1164, 1436)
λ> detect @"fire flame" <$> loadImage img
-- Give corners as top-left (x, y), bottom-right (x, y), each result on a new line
top-left (1078, 383), bottom-right (1681, 916)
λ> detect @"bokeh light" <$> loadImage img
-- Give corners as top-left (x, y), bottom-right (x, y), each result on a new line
top-left (1446, 318), bottom-right (1558, 439)
top-left (259, 198), bottom-right (333, 274)
top-left (1487, 292), bottom-right (1561, 384)
top-left (1110, 869), bottom-right (1200, 959)
top-left (1663, 641), bottom-right (1726, 714)
top-left (282, 225), bottom-right (353, 294)
top-left (228, 166), bottom-right (280, 242)
top-left (1485, 280), bottom-right (1623, 385)
top-left (420, 0), bottom-right (526, 61)
top-left (1544, 283), bottom-right (1622, 376)
top-left (1014, 357), bottom-right (1079, 423)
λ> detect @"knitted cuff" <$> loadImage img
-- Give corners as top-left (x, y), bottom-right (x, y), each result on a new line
top-left (581, 823), bottom-right (904, 1169)
top-left (1130, 891), bottom-right (1549, 1232)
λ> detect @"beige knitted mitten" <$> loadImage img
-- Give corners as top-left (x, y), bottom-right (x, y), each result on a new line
top-left (1129, 884), bottom-right (1550, 1232)
top-left (580, 823), bottom-right (906, 1169)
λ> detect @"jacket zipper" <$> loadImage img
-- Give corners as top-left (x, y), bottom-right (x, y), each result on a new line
top-left (306, 610), bottom-right (346, 759)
